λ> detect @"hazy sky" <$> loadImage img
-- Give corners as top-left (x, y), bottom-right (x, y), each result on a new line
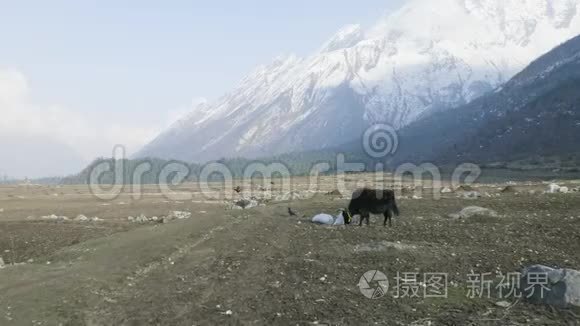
top-left (0, 0), bottom-right (405, 178)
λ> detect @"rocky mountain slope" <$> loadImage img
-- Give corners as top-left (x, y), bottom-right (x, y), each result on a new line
top-left (137, 0), bottom-right (580, 162)
top-left (393, 34), bottom-right (580, 164)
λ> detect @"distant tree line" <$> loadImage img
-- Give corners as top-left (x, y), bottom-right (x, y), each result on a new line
top-left (59, 150), bottom-right (380, 185)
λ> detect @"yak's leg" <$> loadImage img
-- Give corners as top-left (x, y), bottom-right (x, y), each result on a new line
top-left (359, 211), bottom-right (369, 226)
top-left (384, 210), bottom-right (393, 227)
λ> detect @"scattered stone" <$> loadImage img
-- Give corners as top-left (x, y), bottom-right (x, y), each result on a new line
top-left (500, 186), bottom-right (518, 193)
top-left (135, 214), bottom-right (149, 223)
top-left (354, 241), bottom-right (417, 252)
top-left (274, 191), bottom-right (308, 201)
top-left (521, 265), bottom-right (580, 308)
top-left (548, 183), bottom-right (561, 193)
top-left (231, 199), bottom-right (259, 210)
top-left (456, 185), bottom-right (475, 192)
top-left (495, 301), bottom-right (511, 308)
top-left (440, 187), bottom-right (453, 194)
top-left (326, 189), bottom-right (342, 196)
top-left (0, 257), bottom-right (5, 269)
top-left (168, 211), bottom-right (192, 220)
top-left (559, 186), bottom-right (569, 194)
top-left (460, 191), bottom-right (482, 199)
top-left (448, 206), bottom-right (498, 220)
top-left (75, 215), bottom-right (89, 222)
top-left (129, 211), bottom-right (191, 223)
top-left (41, 214), bottom-right (69, 221)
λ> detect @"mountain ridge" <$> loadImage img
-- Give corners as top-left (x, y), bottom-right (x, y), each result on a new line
top-left (392, 34), bottom-right (580, 164)
top-left (137, 0), bottom-right (580, 162)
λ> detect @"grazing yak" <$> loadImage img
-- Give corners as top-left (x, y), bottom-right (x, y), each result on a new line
top-left (342, 188), bottom-right (400, 227)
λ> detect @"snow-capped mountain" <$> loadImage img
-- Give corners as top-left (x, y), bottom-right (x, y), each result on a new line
top-left (137, 0), bottom-right (580, 162)
top-left (393, 34), bottom-right (580, 164)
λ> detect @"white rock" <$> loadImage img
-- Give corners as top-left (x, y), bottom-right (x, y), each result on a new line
top-left (169, 211), bottom-right (192, 219)
top-left (559, 186), bottom-right (569, 193)
top-left (0, 257), bottom-right (5, 269)
top-left (461, 191), bottom-right (482, 199)
top-left (74, 215), bottom-right (89, 222)
top-left (495, 301), bottom-right (511, 308)
top-left (548, 183), bottom-right (561, 193)
top-left (449, 206), bottom-right (498, 219)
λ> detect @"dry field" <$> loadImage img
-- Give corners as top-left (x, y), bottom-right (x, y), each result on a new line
top-left (0, 173), bottom-right (579, 325)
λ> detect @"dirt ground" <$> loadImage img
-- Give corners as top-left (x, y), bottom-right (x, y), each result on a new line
top-left (0, 174), bottom-right (579, 325)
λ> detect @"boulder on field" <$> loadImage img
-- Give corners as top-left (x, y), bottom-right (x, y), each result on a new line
top-left (354, 241), bottom-right (417, 253)
top-left (274, 191), bottom-right (308, 201)
top-left (559, 186), bottom-right (569, 194)
top-left (135, 214), bottom-right (149, 223)
top-left (456, 185), bottom-right (475, 192)
top-left (168, 211), bottom-right (192, 220)
top-left (548, 183), bottom-right (561, 193)
top-left (41, 214), bottom-right (69, 221)
top-left (448, 206), bottom-right (498, 219)
top-left (327, 189), bottom-right (342, 196)
top-left (521, 265), bottom-right (580, 308)
top-left (460, 191), bottom-right (482, 199)
top-left (75, 214), bottom-right (89, 222)
top-left (500, 186), bottom-right (519, 194)
top-left (231, 199), bottom-right (258, 209)
top-left (440, 187), bottom-right (453, 194)
top-left (0, 257), bottom-right (5, 269)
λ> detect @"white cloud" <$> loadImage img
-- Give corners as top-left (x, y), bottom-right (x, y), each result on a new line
top-left (0, 68), bottom-right (190, 177)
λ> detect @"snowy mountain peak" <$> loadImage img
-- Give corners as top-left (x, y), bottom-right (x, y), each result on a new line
top-left (137, 0), bottom-right (580, 162)
top-left (320, 24), bottom-right (364, 53)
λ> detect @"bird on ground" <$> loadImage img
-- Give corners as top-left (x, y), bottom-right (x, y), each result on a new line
top-left (288, 207), bottom-right (298, 217)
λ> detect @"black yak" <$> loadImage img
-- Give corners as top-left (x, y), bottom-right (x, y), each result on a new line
top-left (342, 188), bottom-right (400, 227)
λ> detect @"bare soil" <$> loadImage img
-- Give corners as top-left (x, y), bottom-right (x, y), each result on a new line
top-left (0, 176), bottom-right (579, 325)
